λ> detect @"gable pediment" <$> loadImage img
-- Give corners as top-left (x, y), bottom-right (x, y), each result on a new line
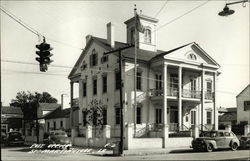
top-left (163, 43), bottom-right (220, 67)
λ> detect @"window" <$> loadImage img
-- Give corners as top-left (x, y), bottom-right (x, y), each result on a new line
top-left (47, 122), bottom-right (50, 131)
top-left (130, 28), bottom-right (135, 44)
top-left (244, 101), bottom-right (250, 111)
top-left (90, 49), bottom-right (98, 67)
top-left (53, 121), bottom-right (56, 130)
top-left (144, 28), bottom-right (151, 43)
top-left (93, 79), bottom-right (97, 95)
top-left (155, 74), bottom-right (162, 90)
top-left (103, 109), bottom-right (107, 125)
top-left (115, 71), bottom-right (120, 90)
top-left (191, 79), bottom-right (197, 91)
top-left (101, 55), bottom-right (109, 63)
top-left (102, 75), bottom-right (107, 93)
top-left (136, 107), bottom-right (142, 124)
top-left (155, 109), bottom-right (162, 124)
top-left (93, 110), bottom-right (97, 126)
top-left (191, 111), bottom-right (196, 125)
top-left (207, 111), bottom-right (212, 124)
top-left (207, 81), bottom-right (212, 93)
top-left (83, 82), bottom-right (87, 97)
top-left (115, 108), bottom-right (120, 125)
top-left (60, 121), bottom-right (63, 127)
top-left (137, 72), bottom-right (142, 90)
top-left (83, 111), bottom-right (87, 126)
top-left (187, 53), bottom-right (197, 60)
top-left (170, 74), bottom-right (178, 92)
top-left (81, 61), bottom-right (87, 71)
top-left (224, 132), bottom-right (230, 137)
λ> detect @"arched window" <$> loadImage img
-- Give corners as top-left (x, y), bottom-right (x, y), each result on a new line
top-left (187, 53), bottom-right (197, 60)
top-left (144, 27), bottom-right (151, 44)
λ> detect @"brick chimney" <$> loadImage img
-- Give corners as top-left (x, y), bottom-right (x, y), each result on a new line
top-left (107, 22), bottom-right (115, 48)
top-left (85, 35), bottom-right (92, 45)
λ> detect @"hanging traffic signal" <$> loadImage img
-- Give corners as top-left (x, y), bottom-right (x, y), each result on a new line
top-left (35, 38), bottom-right (53, 72)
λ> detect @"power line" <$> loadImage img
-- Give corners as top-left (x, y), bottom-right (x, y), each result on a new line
top-left (0, 6), bottom-right (40, 37)
top-left (2, 69), bottom-right (68, 76)
top-left (0, 5), bottom-right (83, 50)
top-left (154, 1), bottom-right (168, 18)
top-left (156, 0), bottom-right (210, 32)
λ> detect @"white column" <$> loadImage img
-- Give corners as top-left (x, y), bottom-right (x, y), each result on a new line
top-left (78, 79), bottom-right (83, 126)
top-left (178, 66), bottom-right (182, 131)
top-left (201, 70), bottom-right (205, 131)
top-left (163, 63), bottom-right (169, 148)
top-left (213, 72), bottom-right (218, 130)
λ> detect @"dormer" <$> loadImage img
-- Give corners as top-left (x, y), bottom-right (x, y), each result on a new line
top-left (124, 14), bottom-right (159, 52)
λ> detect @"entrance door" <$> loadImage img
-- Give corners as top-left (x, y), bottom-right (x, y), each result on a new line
top-left (170, 106), bottom-right (178, 131)
top-left (155, 108), bottom-right (162, 124)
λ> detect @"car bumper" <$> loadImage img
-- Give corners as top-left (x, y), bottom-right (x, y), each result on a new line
top-left (9, 141), bottom-right (24, 144)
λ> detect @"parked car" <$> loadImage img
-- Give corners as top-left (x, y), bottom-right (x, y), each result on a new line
top-left (1, 131), bottom-right (7, 144)
top-left (239, 132), bottom-right (250, 149)
top-left (43, 130), bottom-right (71, 149)
top-left (191, 130), bottom-right (239, 152)
top-left (4, 131), bottom-right (24, 146)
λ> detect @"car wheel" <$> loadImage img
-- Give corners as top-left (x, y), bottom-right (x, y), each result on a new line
top-left (231, 143), bottom-right (238, 151)
top-left (206, 143), bottom-right (213, 152)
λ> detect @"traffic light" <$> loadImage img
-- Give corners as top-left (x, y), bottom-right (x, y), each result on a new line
top-left (35, 38), bottom-right (53, 72)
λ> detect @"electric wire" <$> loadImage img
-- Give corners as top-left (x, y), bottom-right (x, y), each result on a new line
top-left (154, 1), bottom-right (168, 18)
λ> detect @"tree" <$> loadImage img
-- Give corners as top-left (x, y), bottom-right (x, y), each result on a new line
top-left (10, 91), bottom-right (58, 137)
top-left (85, 99), bottom-right (105, 137)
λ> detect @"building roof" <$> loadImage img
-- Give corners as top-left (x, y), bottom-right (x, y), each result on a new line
top-left (68, 35), bottom-right (220, 79)
top-left (39, 103), bottom-right (61, 111)
top-left (1, 106), bottom-right (23, 118)
top-left (218, 107), bottom-right (237, 113)
top-left (219, 112), bottom-right (237, 122)
top-left (236, 84), bottom-right (250, 98)
top-left (44, 108), bottom-right (71, 119)
top-left (1, 106), bottom-right (23, 115)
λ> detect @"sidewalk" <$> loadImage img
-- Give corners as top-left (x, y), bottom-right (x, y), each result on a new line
top-left (95, 146), bottom-right (192, 156)
top-left (123, 146), bottom-right (192, 156)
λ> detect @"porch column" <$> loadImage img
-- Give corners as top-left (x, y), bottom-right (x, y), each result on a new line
top-left (201, 70), bottom-right (205, 131)
top-left (70, 81), bottom-right (74, 127)
top-left (163, 63), bottom-right (169, 148)
top-left (178, 66), bottom-right (182, 131)
top-left (213, 72), bottom-right (218, 130)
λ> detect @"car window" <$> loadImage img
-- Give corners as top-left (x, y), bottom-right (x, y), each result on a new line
top-left (218, 132), bottom-right (224, 137)
top-left (224, 132), bottom-right (230, 137)
top-left (9, 132), bottom-right (21, 136)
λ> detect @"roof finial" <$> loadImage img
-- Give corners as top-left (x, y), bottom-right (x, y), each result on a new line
top-left (140, 10), bottom-right (142, 15)
top-left (134, 4), bottom-right (137, 12)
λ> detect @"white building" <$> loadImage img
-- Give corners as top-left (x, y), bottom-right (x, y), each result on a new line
top-left (68, 14), bottom-right (220, 149)
top-left (236, 84), bottom-right (250, 124)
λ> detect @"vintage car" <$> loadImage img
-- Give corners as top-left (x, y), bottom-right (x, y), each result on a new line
top-left (191, 130), bottom-right (239, 152)
top-left (43, 130), bottom-right (71, 149)
top-left (239, 132), bottom-right (250, 149)
top-left (4, 131), bottom-right (24, 146)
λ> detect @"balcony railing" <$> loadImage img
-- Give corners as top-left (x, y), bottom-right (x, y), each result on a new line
top-left (182, 89), bottom-right (201, 99)
top-left (149, 87), bottom-right (178, 97)
top-left (149, 88), bottom-right (202, 99)
top-left (205, 91), bottom-right (214, 100)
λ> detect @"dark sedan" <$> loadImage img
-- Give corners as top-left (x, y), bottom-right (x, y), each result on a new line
top-left (43, 130), bottom-right (71, 149)
top-left (192, 130), bottom-right (239, 152)
top-left (240, 133), bottom-right (250, 149)
top-left (4, 131), bottom-right (24, 146)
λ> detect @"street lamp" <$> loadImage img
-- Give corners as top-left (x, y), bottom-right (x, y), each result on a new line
top-left (218, 0), bottom-right (248, 16)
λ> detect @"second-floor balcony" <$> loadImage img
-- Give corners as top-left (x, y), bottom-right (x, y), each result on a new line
top-left (149, 88), bottom-right (214, 100)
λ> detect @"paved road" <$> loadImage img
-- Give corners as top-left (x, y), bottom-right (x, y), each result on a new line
top-left (2, 146), bottom-right (250, 161)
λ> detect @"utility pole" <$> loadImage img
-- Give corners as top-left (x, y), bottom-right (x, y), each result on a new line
top-left (104, 44), bottom-right (134, 155)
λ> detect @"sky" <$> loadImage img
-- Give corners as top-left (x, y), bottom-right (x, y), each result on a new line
top-left (1, 1), bottom-right (249, 108)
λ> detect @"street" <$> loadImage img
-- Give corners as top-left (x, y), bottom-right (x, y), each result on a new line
top-left (2, 146), bottom-right (250, 161)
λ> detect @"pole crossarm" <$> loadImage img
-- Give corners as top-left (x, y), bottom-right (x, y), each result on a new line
top-left (226, 0), bottom-right (248, 6)
top-left (103, 44), bottom-right (134, 55)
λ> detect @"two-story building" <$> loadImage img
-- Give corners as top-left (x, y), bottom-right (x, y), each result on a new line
top-left (237, 84), bottom-right (250, 125)
top-left (68, 14), bottom-right (220, 149)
